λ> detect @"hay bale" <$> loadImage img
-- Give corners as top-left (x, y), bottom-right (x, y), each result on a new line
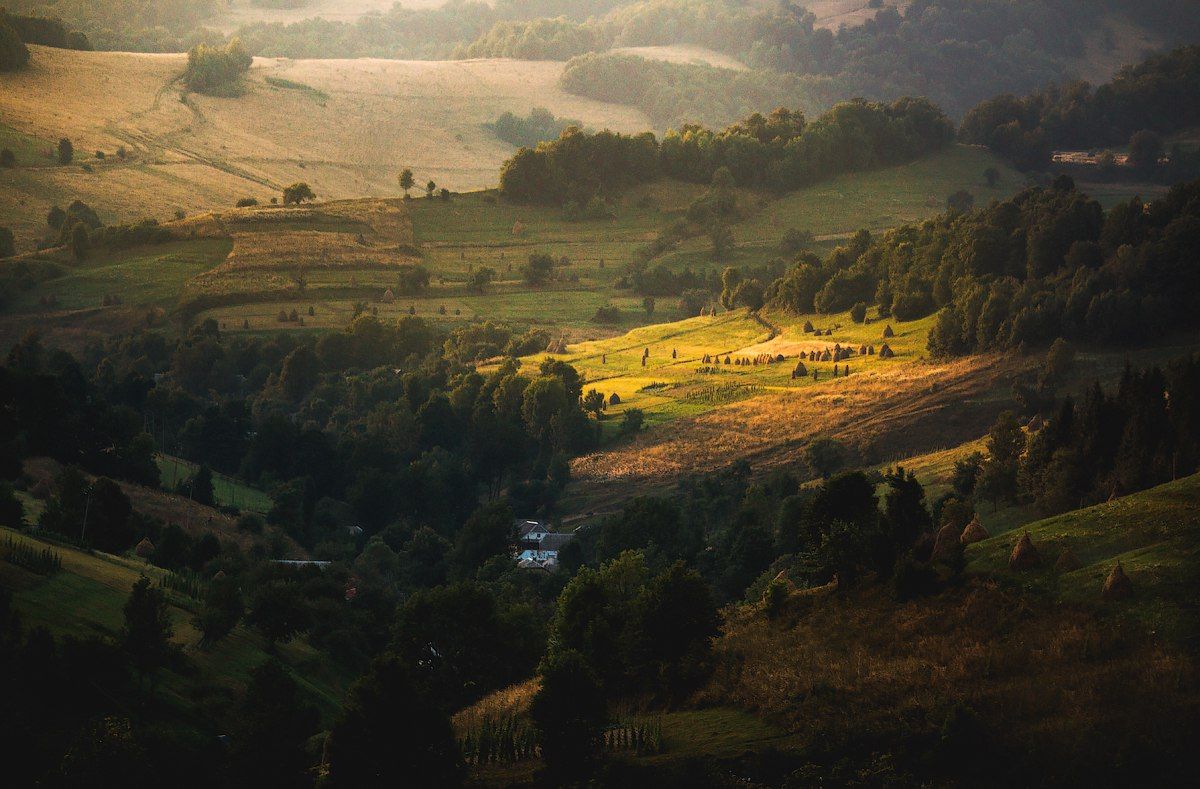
top-left (134, 538), bottom-right (155, 558)
top-left (883, 324), bottom-right (895, 338)
top-left (1009, 531), bottom-right (1040, 570)
top-left (1054, 547), bottom-right (1082, 572)
top-left (931, 521), bottom-right (960, 561)
top-left (960, 516), bottom-right (989, 545)
top-left (1102, 562), bottom-right (1133, 600)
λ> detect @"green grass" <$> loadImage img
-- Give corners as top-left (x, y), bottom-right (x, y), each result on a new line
top-left (0, 122), bottom-right (51, 164)
top-left (649, 707), bottom-right (788, 761)
top-left (194, 146), bottom-right (1025, 336)
top-left (964, 473), bottom-right (1200, 642)
top-left (264, 76), bottom-right (329, 102)
top-left (156, 455), bottom-right (273, 514)
top-left (507, 304), bottom-right (937, 431)
top-left (5, 238), bottom-right (234, 314)
top-left (0, 526), bottom-right (352, 722)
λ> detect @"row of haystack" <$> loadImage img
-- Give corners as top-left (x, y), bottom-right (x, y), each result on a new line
top-left (1008, 531), bottom-right (1133, 600)
top-left (699, 353), bottom-right (786, 366)
top-left (802, 321), bottom-right (836, 336)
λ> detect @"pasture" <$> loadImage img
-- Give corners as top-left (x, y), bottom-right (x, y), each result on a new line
top-left (965, 473), bottom-right (1200, 642)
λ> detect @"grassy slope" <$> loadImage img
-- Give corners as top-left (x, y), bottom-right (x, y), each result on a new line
top-left (0, 46), bottom-right (652, 252)
top-left (156, 455), bottom-right (273, 515)
top-left (965, 473), bottom-right (1200, 642)
top-left (0, 526), bottom-right (351, 721)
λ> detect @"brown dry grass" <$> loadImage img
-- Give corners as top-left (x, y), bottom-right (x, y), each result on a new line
top-left (708, 580), bottom-right (1199, 781)
top-left (451, 677), bottom-right (541, 734)
top-left (179, 197), bottom-right (416, 306)
top-left (0, 46), bottom-right (651, 251)
top-left (570, 353), bottom-right (1025, 510)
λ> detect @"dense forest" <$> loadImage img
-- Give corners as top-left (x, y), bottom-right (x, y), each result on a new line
top-left (757, 177), bottom-right (1200, 357)
top-left (6, 329), bottom-right (1195, 782)
top-left (961, 45), bottom-right (1200, 171)
top-left (498, 98), bottom-right (954, 203)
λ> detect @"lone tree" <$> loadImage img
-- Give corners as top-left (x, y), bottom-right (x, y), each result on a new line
top-left (121, 576), bottom-right (176, 690)
top-left (806, 437), bottom-right (846, 479)
top-left (521, 252), bottom-right (554, 286)
top-left (583, 389), bottom-right (606, 419)
top-left (398, 168), bottom-right (414, 197)
top-left (247, 581), bottom-right (309, 652)
top-left (57, 137), bottom-right (74, 165)
top-left (189, 464), bottom-right (215, 506)
top-left (947, 189), bottom-right (974, 213)
top-left (193, 574), bottom-right (243, 648)
top-left (1128, 130), bottom-right (1164, 175)
top-left (326, 654), bottom-right (463, 787)
top-left (282, 182), bottom-right (315, 205)
top-left (530, 650), bottom-right (608, 780)
top-left (425, 179), bottom-right (437, 199)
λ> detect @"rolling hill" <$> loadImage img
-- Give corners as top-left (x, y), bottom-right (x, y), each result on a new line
top-left (0, 45), bottom-right (652, 251)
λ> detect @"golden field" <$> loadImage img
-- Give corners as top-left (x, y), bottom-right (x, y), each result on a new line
top-left (0, 45), bottom-right (652, 251)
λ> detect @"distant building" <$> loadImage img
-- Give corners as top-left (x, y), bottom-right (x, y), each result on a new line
top-left (513, 519), bottom-right (573, 571)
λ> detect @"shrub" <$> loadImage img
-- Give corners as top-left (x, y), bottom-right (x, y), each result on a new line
top-left (184, 39), bottom-right (252, 96)
top-left (57, 138), bottom-right (74, 165)
top-left (850, 302), bottom-right (868, 323)
top-left (620, 408), bottom-right (644, 435)
top-left (0, 148), bottom-right (13, 167)
top-left (592, 305), bottom-right (621, 324)
top-left (283, 182), bottom-right (315, 205)
top-left (236, 197), bottom-right (258, 208)
top-left (781, 228), bottom-right (814, 254)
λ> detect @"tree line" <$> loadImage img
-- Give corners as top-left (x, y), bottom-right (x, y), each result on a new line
top-left (960, 45), bottom-right (1200, 172)
top-left (498, 98), bottom-right (954, 204)
top-left (759, 176), bottom-right (1200, 358)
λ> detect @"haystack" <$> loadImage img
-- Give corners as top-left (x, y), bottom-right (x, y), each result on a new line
top-left (1054, 547), bottom-right (1082, 572)
top-left (1009, 531), bottom-right (1040, 570)
top-left (135, 538), bottom-right (155, 558)
top-left (883, 324), bottom-right (895, 338)
top-left (960, 516), bottom-right (989, 545)
top-left (381, 288), bottom-right (395, 304)
top-left (803, 320), bottom-right (814, 333)
top-left (1102, 562), bottom-right (1133, 600)
top-left (878, 343), bottom-right (895, 359)
top-left (931, 521), bottom-right (960, 561)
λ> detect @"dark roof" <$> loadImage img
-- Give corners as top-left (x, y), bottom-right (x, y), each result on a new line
top-left (539, 533), bottom-right (575, 551)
